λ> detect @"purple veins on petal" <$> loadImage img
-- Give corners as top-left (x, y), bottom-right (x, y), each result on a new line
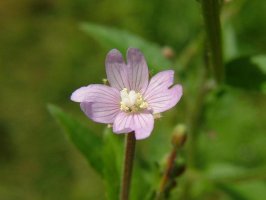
top-left (113, 112), bottom-right (134, 134)
top-left (126, 48), bottom-right (149, 93)
top-left (113, 112), bottom-right (154, 140)
top-left (71, 84), bottom-right (120, 103)
top-left (105, 49), bottom-right (130, 90)
top-left (144, 70), bottom-right (175, 100)
top-left (144, 70), bottom-right (183, 113)
top-left (133, 112), bottom-right (154, 140)
top-left (81, 102), bottom-right (120, 124)
top-left (71, 84), bottom-right (120, 123)
top-left (146, 84), bottom-right (182, 114)
top-left (70, 48), bottom-right (183, 140)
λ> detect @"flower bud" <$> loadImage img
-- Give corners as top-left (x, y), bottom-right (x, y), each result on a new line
top-left (162, 46), bottom-right (175, 59)
top-left (171, 124), bottom-right (187, 147)
top-left (102, 78), bottom-right (108, 85)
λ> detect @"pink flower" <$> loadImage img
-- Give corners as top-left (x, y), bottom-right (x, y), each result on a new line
top-left (71, 48), bottom-right (182, 140)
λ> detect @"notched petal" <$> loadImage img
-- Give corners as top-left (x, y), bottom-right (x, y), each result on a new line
top-left (148, 84), bottom-right (183, 114)
top-left (105, 49), bottom-right (130, 90)
top-left (126, 48), bottom-right (149, 92)
top-left (133, 113), bottom-right (154, 140)
top-left (81, 102), bottom-right (120, 124)
top-left (113, 112), bottom-right (133, 134)
top-left (144, 70), bottom-right (175, 100)
top-left (127, 48), bottom-right (145, 63)
top-left (106, 49), bottom-right (124, 64)
top-left (71, 86), bottom-right (89, 102)
top-left (144, 70), bottom-right (182, 113)
top-left (112, 111), bottom-right (154, 139)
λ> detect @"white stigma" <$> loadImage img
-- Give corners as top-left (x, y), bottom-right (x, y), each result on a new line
top-left (120, 88), bottom-right (148, 112)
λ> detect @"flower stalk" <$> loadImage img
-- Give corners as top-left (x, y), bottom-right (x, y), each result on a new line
top-left (156, 126), bottom-right (187, 199)
top-left (201, 0), bottom-right (224, 83)
top-left (120, 132), bottom-right (136, 200)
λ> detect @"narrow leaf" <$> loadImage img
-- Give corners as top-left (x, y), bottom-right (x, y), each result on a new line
top-left (206, 163), bottom-right (266, 182)
top-left (217, 183), bottom-right (249, 200)
top-left (80, 22), bottom-right (171, 72)
top-left (206, 163), bottom-right (247, 181)
top-left (102, 128), bottom-right (123, 200)
top-left (48, 104), bottom-right (103, 176)
top-left (217, 181), bottom-right (266, 200)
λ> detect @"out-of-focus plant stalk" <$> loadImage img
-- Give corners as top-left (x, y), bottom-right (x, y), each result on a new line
top-left (201, 0), bottom-right (224, 83)
top-left (156, 146), bottom-right (178, 200)
top-left (120, 132), bottom-right (136, 200)
top-left (156, 126), bottom-right (187, 199)
top-left (176, 32), bottom-right (203, 70)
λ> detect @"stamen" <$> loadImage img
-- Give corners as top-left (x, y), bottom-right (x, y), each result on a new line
top-left (153, 113), bottom-right (162, 119)
top-left (102, 78), bottom-right (108, 85)
top-left (120, 88), bottom-right (148, 113)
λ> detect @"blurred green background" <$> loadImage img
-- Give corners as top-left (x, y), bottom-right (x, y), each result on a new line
top-left (0, 0), bottom-right (266, 199)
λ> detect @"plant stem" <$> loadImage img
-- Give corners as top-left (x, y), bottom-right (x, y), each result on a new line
top-left (120, 132), bottom-right (136, 200)
top-left (157, 148), bottom-right (176, 199)
top-left (201, 0), bottom-right (224, 83)
top-left (156, 145), bottom-right (178, 200)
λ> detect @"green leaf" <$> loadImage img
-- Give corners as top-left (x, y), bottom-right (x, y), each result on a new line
top-left (206, 163), bottom-right (266, 183)
top-left (231, 181), bottom-right (266, 200)
top-left (217, 183), bottom-right (249, 200)
top-left (102, 128), bottom-right (123, 200)
top-left (47, 104), bottom-right (103, 176)
top-left (217, 181), bottom-right (266, 200)
top-left (205, 163), bottom-right (247, 181)
top-left (80, 22), bottom-right (171, 72)
top-left (225, 55), bottom-right (266, 92)
top-left (131, 160), bottom-right (157, 200)
top-left (206, 163), bottom-right (266, 200)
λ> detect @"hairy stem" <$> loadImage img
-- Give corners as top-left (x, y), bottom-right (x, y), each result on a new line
top-left (201, 0), bottom-right (224, 83)
top-left (120, 132), bottom-right (136, 200)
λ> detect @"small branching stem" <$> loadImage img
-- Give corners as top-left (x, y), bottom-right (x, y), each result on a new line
top-left (156, 146), bottom-right (179, 200)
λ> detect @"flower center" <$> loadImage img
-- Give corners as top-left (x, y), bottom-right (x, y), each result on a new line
top-left (120, 88), bottom-right (148, 113)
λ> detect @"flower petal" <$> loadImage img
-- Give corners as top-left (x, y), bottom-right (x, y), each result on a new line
top-left (113, 112), bottom-right (154, 140)
top-left (71, 84), bottom-right (120, 124)
top-left (105, 49), bottom-right (130, 90)
top-left (71, 86), bottom-right (90, 102)
top-left (71, 84), bottom-right (120, 103)
top-left (113, 112), bottom-right (134, 134)
top-left (133, 113), bottom-right (154, 140)
top-left (144, 70), bottom-right (182, 113)
top-left (80, 102), bottom-right (120, 124)
top-left (146, 84), bottom-right (182, 114)
top-left (144, 70), bottom-right (175, 100)
top-left (126, 48), bottom-right (149, 92)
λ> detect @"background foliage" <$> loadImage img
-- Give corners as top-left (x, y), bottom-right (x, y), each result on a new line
top-left (0, 0), bottom-right (266, 199)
